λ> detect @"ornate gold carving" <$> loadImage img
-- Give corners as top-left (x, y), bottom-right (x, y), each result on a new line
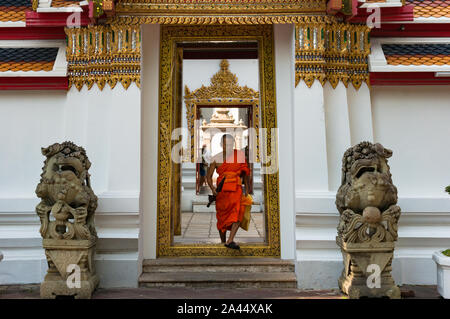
top-left (65, 25), bottom-right (141, 91)
top-left (111, 1), bottom-right (328, 25)
top-left (115, 0), bottom-right (327, 23)
top-left (185, 60), bottom-right (258, 100)
top-left (32, 0), bottom-right (39, 11)
top-left (184, 59), bottom-right (260, 162)
top-left (295, 17), bottom-right (370, 89)
top-left (110, 14), bottom-right (330, 25)
top-left (158, 25), bottom-right (280, 257)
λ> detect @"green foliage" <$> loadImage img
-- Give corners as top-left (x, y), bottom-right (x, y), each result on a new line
top-left (446, 185), bottom-right (450, 195)
top-left (442, 249), bottom-right (450, 257)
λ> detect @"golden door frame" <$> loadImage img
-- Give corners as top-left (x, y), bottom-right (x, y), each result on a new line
top-left (157, 25), bottom-right (280, 257)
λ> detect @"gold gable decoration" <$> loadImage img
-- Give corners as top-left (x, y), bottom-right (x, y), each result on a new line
top-left (184, 60), bottom-right (259, 101)
top-left (65, 25), bottom-right (141, 91)
top-left (295, 17), bottom-right (370, 90)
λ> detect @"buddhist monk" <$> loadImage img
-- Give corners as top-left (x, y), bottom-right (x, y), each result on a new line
top-left (206, 134), bottom-right (250, 249)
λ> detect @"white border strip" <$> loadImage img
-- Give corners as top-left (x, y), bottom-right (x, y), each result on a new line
top-left (37, 0), bottom-right (86, 12)
top-left (295, 191), bottom-right (450, 214)
top-left (0, 21), bottom-right (26, 28)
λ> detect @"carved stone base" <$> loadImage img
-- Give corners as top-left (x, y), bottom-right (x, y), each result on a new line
top-left (40, 273), bottom-right (99, 299)
top-left (40, 239), bottom-right (99, 299)
top-left (337, 238), bottom-right (401, 299)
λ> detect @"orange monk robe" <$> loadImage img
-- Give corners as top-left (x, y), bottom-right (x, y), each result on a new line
top-left (215, 150), bottom-right (251, 233)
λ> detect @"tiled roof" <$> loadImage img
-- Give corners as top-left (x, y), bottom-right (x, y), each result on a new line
top-left (51, 0), bottom-right (83, 8)
top-left (406, 0), bottom-right (450, 18)
top-left (0, 0), bottom-right (31, 5)
top-left (0, 0), bottom-right (31, 22)
top-left (0, 47), bottom-right (59, 72)
top-left (382, 43), bottom-right (450, 66)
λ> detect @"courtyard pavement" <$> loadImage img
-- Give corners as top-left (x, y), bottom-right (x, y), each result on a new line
top-left (0, 284), bottom-right (441, 299)
top-left (174, 212), bottom-right (264, 244)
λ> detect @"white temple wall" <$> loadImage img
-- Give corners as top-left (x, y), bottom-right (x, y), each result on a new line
top-left (1, 24), bottom-right (449, 290)
top-left (294, 82), bottom-right (450, 289)
top-left (0, 85), bottom-right (141, 287)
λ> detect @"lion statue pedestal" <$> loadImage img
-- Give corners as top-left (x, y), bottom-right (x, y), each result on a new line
top-left (40, 239), bottom-right (99, 299)
top-left (337, 240), bottom-right (400, 299)
top-left (336, 142), bottom-right (401, 299)
top-left (36, 142), bottom-right (99, 299)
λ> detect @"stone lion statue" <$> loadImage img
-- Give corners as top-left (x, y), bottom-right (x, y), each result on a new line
top-left (35, 141), bottom-right (98, 241)
top-left (336, 141), bottom-right (402, 299)
top-left (336, 141), bottom-right (401, 243)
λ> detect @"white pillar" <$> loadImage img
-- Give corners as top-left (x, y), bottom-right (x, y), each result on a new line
top-left (347, 82), bottom-right (374, 144)
top-left (140, 24), bottom-right (160, 260)
top-left (274, 24), bottom-right (297, 260)
top-left (323, 82), bottom-right (352, 191)
top-left (294, 81), bottom-right (329, 193)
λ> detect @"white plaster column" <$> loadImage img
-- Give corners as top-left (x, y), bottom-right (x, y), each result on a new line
top-left (140, 24), bottom-right (160, 260)
top-left (293, 81), bottom-right (329, 193)
top-left (323, 82), bottom-right (352, 192)
top-left (346, 82), bottom-right (373, 144)
top-left (274, 24), bottom-right (296, 260)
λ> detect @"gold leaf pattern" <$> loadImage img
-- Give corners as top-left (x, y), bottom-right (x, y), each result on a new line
top-left (65, 25), bottom-right (141, 91)
top-left (295, 17), bottom-right (371, 90)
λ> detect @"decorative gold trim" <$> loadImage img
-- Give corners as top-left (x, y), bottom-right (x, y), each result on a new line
top-left (110, 14), bottom-right (330, 25)
top-left (184, 59), bottom-right (260, 163)
top-left (157, 25), bottom-right (280, 257)
top-left (112, 1), bottom-right (328, 25)
top-left (295, 17), bottom-right (371, 90)
top-left (65, 25), bottom-right (141, 91)
top-left (32, 0), bottom-right (39, 11)
top-left (115, 0), bottom-right (327, 21)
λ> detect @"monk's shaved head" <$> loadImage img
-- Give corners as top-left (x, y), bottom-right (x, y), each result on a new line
top-left (220, 134), bottom-right (235, 147)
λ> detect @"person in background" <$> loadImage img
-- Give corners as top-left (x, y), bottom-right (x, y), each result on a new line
top-left (198, 144), bottom-right (210, 193)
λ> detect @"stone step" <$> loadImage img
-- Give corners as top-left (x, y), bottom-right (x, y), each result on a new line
top-left (139, 272), bottom-right (297, 288)
top-left (142, 258), bottom-right (294, 273)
